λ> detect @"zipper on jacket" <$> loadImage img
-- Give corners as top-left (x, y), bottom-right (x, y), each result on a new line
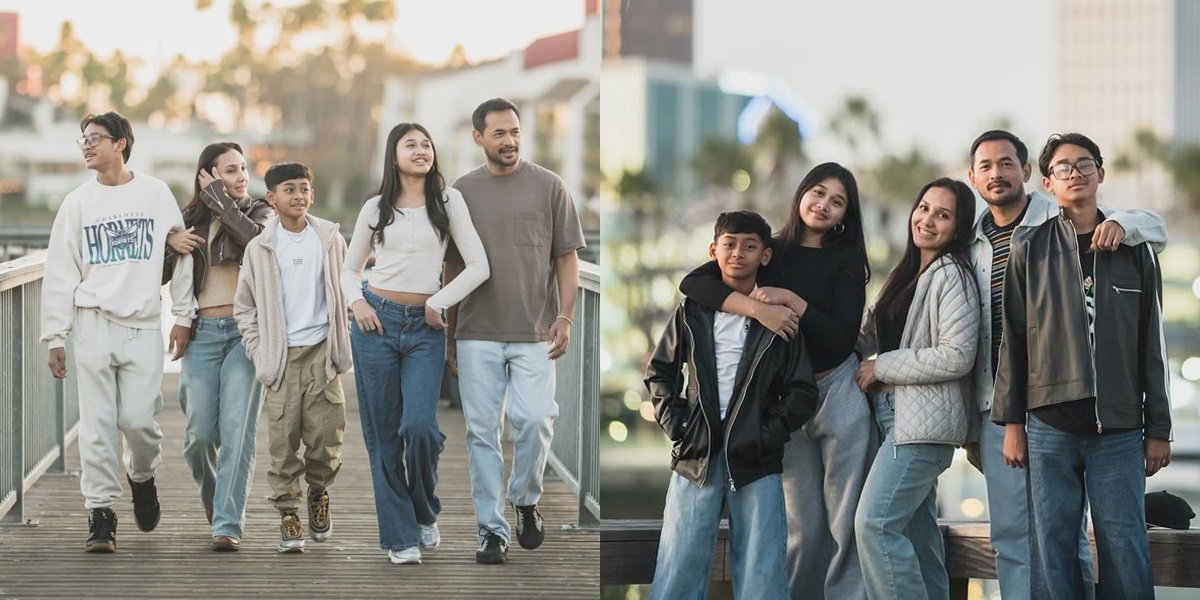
top-left (1070, 221), bottom-right (1102, 433)
top-left (723, 334), bottom-right (775, 492)
top-left (1112, 286), bottom-right (1142, 294)
top-left (680, 316), bottom-right (713, 489)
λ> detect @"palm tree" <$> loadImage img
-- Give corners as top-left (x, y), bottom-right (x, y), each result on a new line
top-left (828, 95), bottom-right (881, 167)
top-left (753, 106), bottom-right (806, 204)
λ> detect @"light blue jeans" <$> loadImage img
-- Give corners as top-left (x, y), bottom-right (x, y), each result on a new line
top-left (456, 339), bottom-right (557, 543)
top-left (1026, 414), bottom-right (1152, 600)
top-left (351, 291), bottom-right (447, 550)
top-left (650, 452), bottom-right (790, 600)
top-left (783, 354), bottom-right (877, 600)
top-left (179, 316), bottom-right (263, 539)
top-left (979, 410), bottom-right (1094, 600)
top-left (855, 391), bottom-right (954, 600)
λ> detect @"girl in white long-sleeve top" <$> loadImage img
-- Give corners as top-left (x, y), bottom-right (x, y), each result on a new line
top-left (340, 122), bottom-right (490, 565)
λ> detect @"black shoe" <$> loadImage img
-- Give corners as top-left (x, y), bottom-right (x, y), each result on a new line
top-left (513, 503), bottom-right (544, 550)
top-left (127, 476), bottom-right (161, 532)
top-left (308, 487), bottom-right (331, 542)
top-left (475, 528), bottom-right (509, 564)
top-left (86, 508), bottom-right (117, 552)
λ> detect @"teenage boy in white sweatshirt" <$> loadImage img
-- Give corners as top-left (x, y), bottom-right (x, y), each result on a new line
top-left (40, 111), bottom-right (197, 553)
top-left (234, 162), bottom-right (352, 553)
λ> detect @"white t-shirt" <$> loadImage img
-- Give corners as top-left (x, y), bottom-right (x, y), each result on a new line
top-left (274, 221), bottom-right (328, 347)
top-left (713, 307), bottom-right (751, 421)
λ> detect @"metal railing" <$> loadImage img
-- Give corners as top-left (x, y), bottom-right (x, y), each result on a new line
top-left (0, 251), bottom-right (79, 524)
top-left (548, 260), bottom-right (601, 527)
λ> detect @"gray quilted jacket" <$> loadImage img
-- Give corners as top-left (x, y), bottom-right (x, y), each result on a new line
top-left (858, 255), bottom-right (981, 446)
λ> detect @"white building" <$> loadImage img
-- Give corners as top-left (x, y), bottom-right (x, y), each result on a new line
top-left (375, 5), bottom-right (601, 220)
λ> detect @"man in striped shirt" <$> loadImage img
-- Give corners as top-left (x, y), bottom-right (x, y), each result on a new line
top-left (963, 129), bottom-right (1167, 600)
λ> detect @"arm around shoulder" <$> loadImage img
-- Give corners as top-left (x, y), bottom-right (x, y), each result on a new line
top-left (1108, 208), bottom-right (1167, 253)
top-left (427, 190), bottom-right (489, 311)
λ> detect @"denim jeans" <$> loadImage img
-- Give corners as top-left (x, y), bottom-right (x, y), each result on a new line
top-left (179, 316), bottom-right (262, 538)
top-left (1026, 414), bottom-right (1152, 600)
top-left (650, 452), bottom-right (790, 600)
top-left (979, 410), bottom-right (1094, 600)
top-left (351, 290), bottom-right (447, 550)
top-left (783, 354), bottom-right (877, 600)
top-left (855, 391), bottom-right (955, 600)
top-left (457, 339), bottom-right (557, 543)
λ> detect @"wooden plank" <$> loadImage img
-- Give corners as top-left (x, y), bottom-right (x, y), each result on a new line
top-left (601, 518), bottom-right (1200, 589)
top-left (0, 373), bottom-right (598, 598)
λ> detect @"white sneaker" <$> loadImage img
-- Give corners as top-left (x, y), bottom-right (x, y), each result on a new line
top-left (418, 523), bottom-right (440, 549)
top-left (388, 547), bottom-right (422, 564)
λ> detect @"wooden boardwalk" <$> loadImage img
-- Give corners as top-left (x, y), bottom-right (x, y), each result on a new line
top-left (0, 373), bottom-right (599, 599)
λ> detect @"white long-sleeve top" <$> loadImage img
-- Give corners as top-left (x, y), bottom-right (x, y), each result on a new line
top-left (340, 187), bottom-right (489, 311)
top-left (40, 173), bottom-right (197, 349)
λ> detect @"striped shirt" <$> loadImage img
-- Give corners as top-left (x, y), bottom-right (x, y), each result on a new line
top-left (981, 208), bottom-right (1024, 375)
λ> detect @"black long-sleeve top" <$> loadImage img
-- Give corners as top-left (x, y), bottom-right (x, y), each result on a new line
top-left (679, 241), bottom-right (867, 372)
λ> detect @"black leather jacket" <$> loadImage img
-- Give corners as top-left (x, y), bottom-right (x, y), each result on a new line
top-left (644, 299), bottom-right (819, 490)
top-left (163, 180), bottom-right (274, 291)
top-left (992, 211), bottom-right (1172, 440)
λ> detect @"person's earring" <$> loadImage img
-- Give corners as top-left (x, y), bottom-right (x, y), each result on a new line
top-left (833, 222), bottom-right (846, 234)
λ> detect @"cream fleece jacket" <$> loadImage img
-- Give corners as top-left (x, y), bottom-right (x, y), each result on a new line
top-left (234, 214), bottom-right (351, 391)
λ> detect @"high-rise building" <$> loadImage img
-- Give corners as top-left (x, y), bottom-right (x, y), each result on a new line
top-left (1055, 0), bottom-right (1200, 210)
top-left (604, 0), bottom-right (692, 65)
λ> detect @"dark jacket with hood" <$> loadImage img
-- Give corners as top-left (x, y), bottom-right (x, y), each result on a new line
top-left (163, 179), bottom-right (274, 292)
top-left (645, 297), bottom-right (819, 490)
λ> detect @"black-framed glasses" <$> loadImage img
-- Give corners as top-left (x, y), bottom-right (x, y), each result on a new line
top-left (76, 133), bottom-right (114, 149)
top-left (1050, 159), bottom-right (1098, 180)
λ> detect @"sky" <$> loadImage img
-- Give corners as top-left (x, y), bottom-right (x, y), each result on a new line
top-left (694, 0), bottom-right (1055, 167)
top-left (0, 0), bottom-right (584, 77)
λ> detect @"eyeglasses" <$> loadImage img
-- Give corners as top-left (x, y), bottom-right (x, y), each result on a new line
top-left (1050, 159), bottom-right (1098, 180)
top-left (76, 133), bottom-right (115, 149)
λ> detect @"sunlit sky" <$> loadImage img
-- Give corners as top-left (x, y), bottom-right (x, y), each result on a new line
top-left (0, 0), bottom-right (584, 73)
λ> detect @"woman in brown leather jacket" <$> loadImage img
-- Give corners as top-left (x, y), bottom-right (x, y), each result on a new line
top-left (166, 142), bottom-right (273, 552)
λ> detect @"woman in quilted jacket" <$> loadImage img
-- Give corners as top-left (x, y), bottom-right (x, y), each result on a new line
top-left (853, 177), bottom-right (980, 600)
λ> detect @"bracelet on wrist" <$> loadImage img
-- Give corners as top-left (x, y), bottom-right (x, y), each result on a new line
top-left (555, 315), bottom-right (573, 327)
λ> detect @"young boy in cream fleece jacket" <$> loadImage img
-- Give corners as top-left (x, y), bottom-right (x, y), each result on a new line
top-left (233, 162), bottom-right (351, 553)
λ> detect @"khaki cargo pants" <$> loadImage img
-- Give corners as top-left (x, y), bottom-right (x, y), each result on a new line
top-left (265, 343), bottom-right (346, 512)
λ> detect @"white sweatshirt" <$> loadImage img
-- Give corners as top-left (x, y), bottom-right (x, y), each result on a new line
top-left (40, 173), bottom-right (197, 350)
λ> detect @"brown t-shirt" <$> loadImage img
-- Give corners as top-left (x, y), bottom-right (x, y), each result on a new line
top-left (448, 160), bottom-right (586, 342)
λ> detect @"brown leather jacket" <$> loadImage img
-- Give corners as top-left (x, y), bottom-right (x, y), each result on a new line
top-left (163, 179), bottom-right (274, 293)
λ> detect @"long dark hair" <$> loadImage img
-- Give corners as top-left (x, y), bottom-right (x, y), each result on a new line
top-left (371, 122), bottom-right (449, 246)
top-left (182, 142), bottom-right (243, 228)
top-left (777, 162), bottom-right (870, 283)
top-left (873, 177), bottom-right (976, 327)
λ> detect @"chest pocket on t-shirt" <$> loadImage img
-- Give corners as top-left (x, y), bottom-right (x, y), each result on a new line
top-left (515, 212), bottom-right (547, 247)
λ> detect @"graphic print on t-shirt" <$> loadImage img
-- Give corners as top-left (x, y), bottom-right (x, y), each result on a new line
top-left (83, 213), bottom-right (155, 265)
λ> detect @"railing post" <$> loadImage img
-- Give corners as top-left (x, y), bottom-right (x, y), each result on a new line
top-left (578, 288), bottom-right (599, 527)
top-left (51, 377), bottom-right (65, 474)
top-left (2, 291), bottom-right (24, 524)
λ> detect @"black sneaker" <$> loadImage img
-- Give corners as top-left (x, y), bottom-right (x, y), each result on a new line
top-left (86, 507), bottom-right (117, 552)
top-left (475, 528), bottom-right (509, 564)
top-left (127, 476), bottom-right (161, 532)
top-left (513, 503), bottom-right (544, 550)
top-left (308, 487), bottom-right (331, 542)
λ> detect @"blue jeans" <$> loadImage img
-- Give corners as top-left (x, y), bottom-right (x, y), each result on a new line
top-left (179, 316), bottom-right (263, 539)
top-left (1026, 414), bottom-right (1152, 600)
top-left (351, 290), bottom-right (447, 550)
top-left (979, 410), bottom-right (1094, 600)
top-left (457, 339), bottom-right (557, 543)
top-left (855, 392), bottom-right (954, 600)
top-left (650, 452), bottom-right (790, 600)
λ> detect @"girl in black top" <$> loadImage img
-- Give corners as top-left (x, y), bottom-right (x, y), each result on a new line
top-left (679, 162), bottom-right (875, 599)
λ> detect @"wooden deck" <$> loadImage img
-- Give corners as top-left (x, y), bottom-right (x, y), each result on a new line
top-left (0, 373), bottom-right (598, 598)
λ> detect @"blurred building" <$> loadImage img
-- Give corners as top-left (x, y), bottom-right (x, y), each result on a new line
top-left (603, 0), bottom-right (692, 65)
top-left (1056, 0), bottom-right (1200, 212)
top-left (376, 1), bottom-right (600, 239)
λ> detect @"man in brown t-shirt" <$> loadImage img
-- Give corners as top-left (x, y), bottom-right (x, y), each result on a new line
top-left (444, 98), bottom-right (586, 565)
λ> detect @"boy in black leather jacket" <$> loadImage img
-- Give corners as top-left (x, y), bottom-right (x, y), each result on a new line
top-left (644, 210), bottom-right (818, 599)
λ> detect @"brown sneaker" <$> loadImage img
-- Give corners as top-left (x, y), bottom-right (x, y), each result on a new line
top-left (212, 535), bottom-right (240, 552)
top-left (308, 488), bottom-right (331, 542)
top-left (278, 513), bottom-right (305, 553)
